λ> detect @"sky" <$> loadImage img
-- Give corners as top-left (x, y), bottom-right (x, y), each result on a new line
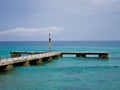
top-left (0, 0), bottom-right (120, 41)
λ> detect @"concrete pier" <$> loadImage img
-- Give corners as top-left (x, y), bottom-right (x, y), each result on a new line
top-left (62, 52), bottom-right (109, 58)
top-left (0, 52), bottom-right (61, 71)
top-left (0, 51), bottom-right (109, 71)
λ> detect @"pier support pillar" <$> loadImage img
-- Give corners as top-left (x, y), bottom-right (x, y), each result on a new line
top-left (48, 57), bottom-right (53, 61)
top-left (76, 54), bottom-right (86, 58)
top-left (23, 61), bottom-right (30, 66)
top-left (76, 54), bottom-right (81, 57)
top-left (4, 64), bottom-right (13, 71)
top-left (57, 54), bottom-right (62, 58)
top-left (10, 52), bottom-right (21, 57)
top-left (99, 54), bottom-right (108, 58)
top-left (36, 58), bottom-right (43, 65)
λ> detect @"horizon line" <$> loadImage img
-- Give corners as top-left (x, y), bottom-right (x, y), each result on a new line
top-left (0, 40), bottom-right (120, 42)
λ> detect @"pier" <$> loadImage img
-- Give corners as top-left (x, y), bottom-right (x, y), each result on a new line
top-left (0, 51), bottom-right (109, 71)
top-left (0, 52), bottom-right (61, 71)
top-left (62, 52), bottom-right (109, 58)
top-left (10, 51), bottom-right (109, 58)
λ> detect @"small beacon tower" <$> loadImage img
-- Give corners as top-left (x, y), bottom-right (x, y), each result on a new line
top-left (48, 33), bottom-right (51, 51)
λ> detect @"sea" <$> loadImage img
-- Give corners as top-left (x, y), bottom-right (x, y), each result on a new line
top-left (0, 41), bottom-right (120, 90)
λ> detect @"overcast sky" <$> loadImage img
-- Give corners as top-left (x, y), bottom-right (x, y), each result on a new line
top-left (0, 0), bottom-right (120, 41)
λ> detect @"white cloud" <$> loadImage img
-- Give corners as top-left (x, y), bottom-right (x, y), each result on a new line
top-left (0, 26), bottom-right (63, 41)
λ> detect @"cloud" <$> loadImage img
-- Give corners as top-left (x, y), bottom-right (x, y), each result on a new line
top-left (0, 26), bottom-right (63, 41)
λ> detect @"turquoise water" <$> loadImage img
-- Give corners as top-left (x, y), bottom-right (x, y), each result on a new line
top-left (0, 41), bottom-right (120, 90)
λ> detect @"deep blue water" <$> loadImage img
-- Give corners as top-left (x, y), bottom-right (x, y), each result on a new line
top-left (0, 41), bottom-right (120, 90)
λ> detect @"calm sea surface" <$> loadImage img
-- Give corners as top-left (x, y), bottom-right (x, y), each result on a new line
top-left (0, 41), bottom-right (120, 90)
